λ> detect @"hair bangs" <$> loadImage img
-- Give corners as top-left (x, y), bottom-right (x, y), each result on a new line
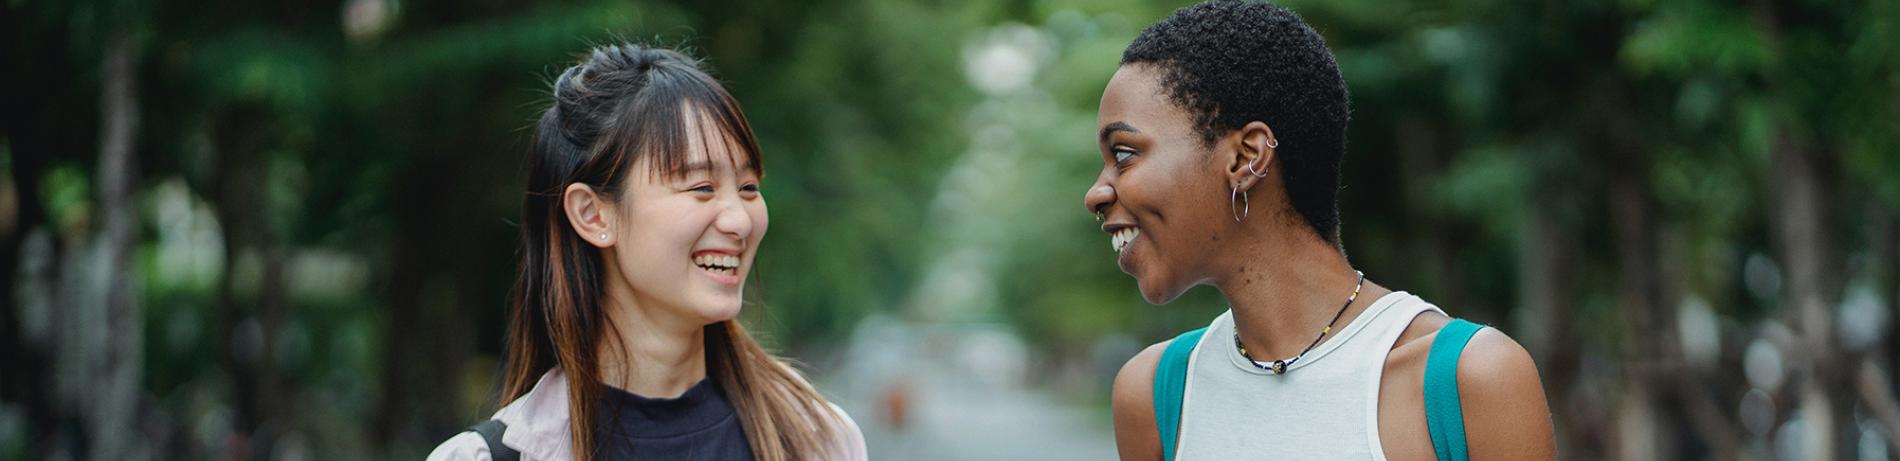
top-left (609, 64), bottom-right (765, 185)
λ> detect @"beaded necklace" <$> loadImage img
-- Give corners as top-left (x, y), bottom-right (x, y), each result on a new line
top-left (1234, 270), bottom-right (1365, 375)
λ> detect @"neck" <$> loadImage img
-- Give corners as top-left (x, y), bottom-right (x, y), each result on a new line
top-left (1214, 227), bottom-right (1389, 360)
top-left (596, 280), bottom-right (710, 398)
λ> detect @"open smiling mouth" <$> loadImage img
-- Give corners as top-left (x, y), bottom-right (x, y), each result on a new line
top-left (1111, 227), bottom-right (1141, 253)
top-left (693, 253), bottom-right (739, 276)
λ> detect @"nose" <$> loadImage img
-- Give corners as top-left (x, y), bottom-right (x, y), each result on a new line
top-left (713, 194), bottom-right (754, 239)
top-left (1083, 179), bottom-right (1115, 218)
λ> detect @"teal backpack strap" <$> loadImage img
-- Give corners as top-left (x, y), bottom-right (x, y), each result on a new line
top-left (1424, 319), bottom-right (1485, 461)
top-left (1152, 327), bottom-right (1206, 461)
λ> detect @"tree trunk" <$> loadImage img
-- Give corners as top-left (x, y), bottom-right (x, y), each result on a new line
top-left (84, 27), bottom-right (144, 461)
top-left (210, 102), bottom-right (286, 443)
top-left (1393, 114), bottom-right (1468, 310)
top-left (373, 131), bottom-right (480, 451)
top-left (1608, 140), bottom-right (1670, 460)
top-left (1769, 129), bottom-right (1852, 460)
top-left (1519, 203), bottom-right (1583, 456)
top-left (1871, 202), bottom-right (1898, 410)
top-left (1748, 0), bottom-right (1856, 456)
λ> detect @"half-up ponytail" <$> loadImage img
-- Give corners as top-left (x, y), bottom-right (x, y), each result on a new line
top-left (501, 43), bottom-right (842, 461)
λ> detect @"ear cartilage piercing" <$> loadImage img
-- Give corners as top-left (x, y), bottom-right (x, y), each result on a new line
top-left (1248, 138), bottom-right (1279, 178)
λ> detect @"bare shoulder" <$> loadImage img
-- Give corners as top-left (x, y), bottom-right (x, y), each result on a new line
top-left (1389, 310), bottom-right (1452, 358)
top-left (1455, 328), bottom-right (1543, 395)
top-left (1379, 313), bottom-right (1556, 461)
top-left (1377, 310), bottom-right (1447, 460)
top-left (1112, 340), bottom-right (1168, 428)
top-left (1111, 339), bottom-right (1170, 461)
top-left (1456, 327), bottom-right (1558, 460)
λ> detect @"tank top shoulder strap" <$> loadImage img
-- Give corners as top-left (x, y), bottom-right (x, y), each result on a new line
top-left (1151, 326), bottom-right (1206, 461)
top-left (1423, 318), bottom-right (1485, 461)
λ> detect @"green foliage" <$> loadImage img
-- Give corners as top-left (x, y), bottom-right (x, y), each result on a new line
top-left (8, 0), bottom-right (1897, 458)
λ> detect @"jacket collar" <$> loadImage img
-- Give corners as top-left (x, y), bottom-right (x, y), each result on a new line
top-left (493, 369), bottom-right (574, 460)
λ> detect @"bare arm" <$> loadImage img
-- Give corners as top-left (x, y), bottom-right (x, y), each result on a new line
top-left (1112, 341), bottom-right (1170, 461)
top-left (1459, 329), bottom-right (1559, 460)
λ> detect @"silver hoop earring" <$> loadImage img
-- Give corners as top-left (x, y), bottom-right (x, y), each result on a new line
top-left (1246, 159), bottom-right (1269, 178)
top-left (1247, 138), bottom-right (1277, 178)
top-left (1231, 185), bottom-right (1250, 222)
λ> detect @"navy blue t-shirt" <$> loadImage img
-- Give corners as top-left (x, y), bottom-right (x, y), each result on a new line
top-left (593, 379), bottom-right (755, 460)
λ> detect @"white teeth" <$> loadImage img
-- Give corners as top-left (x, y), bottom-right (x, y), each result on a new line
top-left (694, 254), bottom-right (740, 272)
top-left (1111, 228), bottom-right (1140, 253)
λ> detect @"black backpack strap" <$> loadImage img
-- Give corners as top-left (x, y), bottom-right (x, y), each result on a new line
top-left (468, 419), bottom-right (521, 461)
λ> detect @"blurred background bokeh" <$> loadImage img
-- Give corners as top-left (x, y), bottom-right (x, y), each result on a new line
top-left (4, 0), bottom-right (1899, 459)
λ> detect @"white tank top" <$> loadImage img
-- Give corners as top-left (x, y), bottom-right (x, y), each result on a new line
top-left (1174, 291), bottom-right (1441, 460)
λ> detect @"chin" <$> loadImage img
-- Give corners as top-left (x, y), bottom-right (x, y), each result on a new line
top-left (1135, 276), bottom-right (1189, 306)
top-left (694, 297), bottom-right (745, 323)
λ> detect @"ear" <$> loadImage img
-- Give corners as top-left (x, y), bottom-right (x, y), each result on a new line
top-left (563, 183), bottom-right (617, 248)
top-left (1223, 121), bottom-right (1278, 192)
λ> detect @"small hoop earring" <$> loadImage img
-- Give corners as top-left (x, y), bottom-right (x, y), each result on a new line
top-left (1247, 138), bottom-right (1277, 178)
top-left (1231, 185), bottom-right (1250, 222)
top-left (1246, 159), bottom-right (1269, 178)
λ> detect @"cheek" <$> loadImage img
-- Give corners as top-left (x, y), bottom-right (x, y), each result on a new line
top-left (1116, 169), bottom-right (1154, 208)
top-left (1124, 152), bottom-right (1197, 205)
top-left (1118, 165), bottom-right (1186, 220)
top-left (622, 201), bottom-right (704, 257)
top-left (1161, 161), bottom-right (1225, 221)
top-left (751, 199), bottom-right (768, 242)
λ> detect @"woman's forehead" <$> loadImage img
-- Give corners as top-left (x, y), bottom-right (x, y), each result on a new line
top-left (1099, 65), bottom-right (1190, 137)
top-left (667, 105), bottom-right (759, 175)
top-left (680, 132), bottom-right (756, 173)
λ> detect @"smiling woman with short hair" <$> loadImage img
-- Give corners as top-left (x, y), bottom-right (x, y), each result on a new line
top-left (1085, 2), bottom-right (1559, 460)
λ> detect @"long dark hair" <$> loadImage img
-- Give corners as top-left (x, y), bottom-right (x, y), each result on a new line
top-left (502, 43), bottom-right (839, 461)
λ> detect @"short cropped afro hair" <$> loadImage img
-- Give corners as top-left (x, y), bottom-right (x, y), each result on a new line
top-left (1122, 0), bottom-right (1350, 244)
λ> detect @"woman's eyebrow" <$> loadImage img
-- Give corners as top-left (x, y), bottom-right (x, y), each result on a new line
top-left (1099, 121), bottom-right (1138, 145)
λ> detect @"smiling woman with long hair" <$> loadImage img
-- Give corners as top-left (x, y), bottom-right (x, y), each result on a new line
top-left (1087, 2), bottom-right (1556, 460)
top-left (428, 43), bottom-right (866, 461)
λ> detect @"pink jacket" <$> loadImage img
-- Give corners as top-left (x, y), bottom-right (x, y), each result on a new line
top-left (427, 368), bottom-right (869, 460)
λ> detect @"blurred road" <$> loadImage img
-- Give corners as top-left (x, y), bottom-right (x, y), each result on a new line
top-left (819, 317), bottom-right (1120, 460)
